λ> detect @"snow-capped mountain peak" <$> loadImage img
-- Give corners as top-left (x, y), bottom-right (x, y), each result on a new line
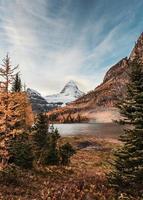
top-left (27, 81), bottom-right (84, 112)
top-left (60, 80), bottom-right (83, 97)
top-left (27, 88), bottom-right (41, 97)
top-left (45, 80), bottom-right (84, 105)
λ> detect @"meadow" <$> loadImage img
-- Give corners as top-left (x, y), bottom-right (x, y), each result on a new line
top-left (0, 135), bottom-right (121, 200)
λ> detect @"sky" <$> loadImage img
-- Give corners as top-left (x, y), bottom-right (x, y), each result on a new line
top-left (0, 0), bottom-right (143, 95)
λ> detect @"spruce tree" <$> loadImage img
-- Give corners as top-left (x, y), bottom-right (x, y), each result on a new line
top-left (42, 125), bottom-right (60, 165)
top-left (32, 113), bottom-right (62, 165)
top-left (77, 114), bottom-right (81, 123)
top-left (32, 113), bottom-right (49, 161)
top-left (65, 113), bottom-right (73, 123)
top-left (59, 143), bottom-right (76, 165)
top-left (32, 113), bottom-right (48, 149)
top-left (12, 73), bottom-right (22, 92)
top-left (109, 59), bottom-right (143, 198)
top-left (8, 133), bottom-right (34, 169)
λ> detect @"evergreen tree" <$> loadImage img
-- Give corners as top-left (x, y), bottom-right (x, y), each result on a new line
top-left (62, 115), bottom-right (66, 123)
top-left (59, 143), bottom-right (76, 165)
top-left (32, 114), bottom-right (60, 165)
top-left (41, 125), bottom-right (60, 165)
top-left (8, 133), bottom-right (34, 169)
top-left (109, 59), bottom-right (143, 198)
top-left (32, 113), bottom-right (49, 149)
top-left (23, 83), bottom-right (27, 92)
top-left (77, 114), bottom-right (81, 123)
top-left (32, 113), bottom-right (49, 161)
top-left (32, 114), bottom-right (76, 166)
top-left (12, 73), bottom-right (22, 92)
top-left (64, 113), bottom-right (74, 123)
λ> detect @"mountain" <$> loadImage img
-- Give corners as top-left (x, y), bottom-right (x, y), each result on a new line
top-left (27, 81), bottom-right (84, 113)
top-left (45, 80), bottom-right (84, 106)
top-left (27, 88), bottom-right (57, 113)
top-left (130, 32), bottom-right (143, 61)
top-left (48, 32), bottom-right (143, 122)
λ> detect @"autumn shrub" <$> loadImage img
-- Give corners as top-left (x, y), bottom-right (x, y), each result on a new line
top-left (0, 164), bottom-right (21, 186)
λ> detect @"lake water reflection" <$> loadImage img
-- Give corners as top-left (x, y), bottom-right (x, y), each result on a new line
top-left (54, 123), bottom-right (123, 139)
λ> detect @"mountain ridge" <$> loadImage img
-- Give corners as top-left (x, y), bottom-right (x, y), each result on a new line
top-left (27, 80), bottom-right (84, 113)
top-left (48, 32), bottom-right (143, 122)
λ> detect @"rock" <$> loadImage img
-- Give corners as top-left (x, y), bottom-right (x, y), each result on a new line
top-left (27, 88), bottom-right (56, 113)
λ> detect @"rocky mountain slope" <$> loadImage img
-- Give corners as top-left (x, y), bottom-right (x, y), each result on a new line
top-left (27, 81), bottom-right (84, 113)
top-left (27, 88), bottom-right (56, 113)
top-left (45, 80), bottom-right (84, 106)
top-left (48, 33), bottom-right (143, 122)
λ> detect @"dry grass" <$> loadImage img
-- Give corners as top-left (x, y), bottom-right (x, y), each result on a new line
top-left (0, 135), bottom-right (120, 200)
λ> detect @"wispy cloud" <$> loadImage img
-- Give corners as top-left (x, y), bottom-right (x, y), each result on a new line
top-left (0, 0), bottom-right (142, 95)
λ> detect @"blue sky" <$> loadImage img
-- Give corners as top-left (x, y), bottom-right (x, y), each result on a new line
top-left (0, 0), bottom-right (143, 95)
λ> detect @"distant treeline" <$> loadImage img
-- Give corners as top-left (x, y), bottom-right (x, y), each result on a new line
top-left (48, 113), bottom-right (88, 123)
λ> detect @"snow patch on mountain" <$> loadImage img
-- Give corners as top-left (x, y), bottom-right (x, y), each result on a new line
top-left (27, 88), bottom-right (42, 97)
top-left (45, 80), bottom-right (84, 105)
top-left (27, 88), bottom-right (57, 113)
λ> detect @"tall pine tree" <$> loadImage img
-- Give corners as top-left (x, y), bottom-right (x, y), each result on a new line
top-left (0, 55), bottom-right (18, 167)
top-left (109, 59), bottom-right (143, 198)
top-left (43, 125), bottom-right (60, 165)
top-left (32, 114), bottom-right (61, 165)
top-left (32, 113), bottom-right (49, 163)
top-left (32, 113), bottom-right (49, 149)
top-left (0, 54), bottom-right (18, 134)
top-left (12, 73), bottom-right (22, 92)
top-left (0, 55), bottom-right (29, 168)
